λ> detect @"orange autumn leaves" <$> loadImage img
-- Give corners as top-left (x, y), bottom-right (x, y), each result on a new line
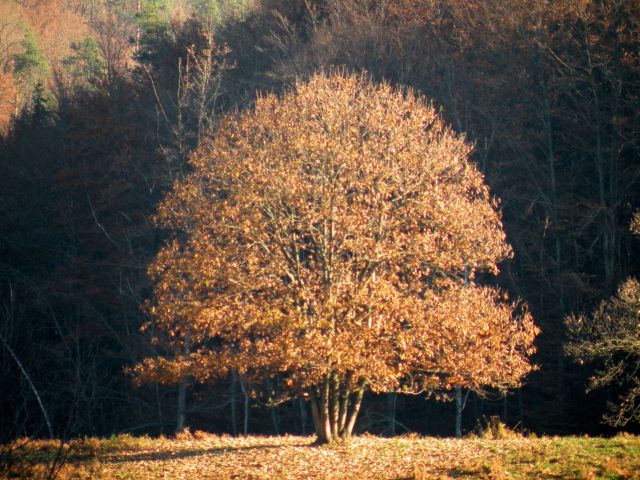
top-left (135, 71), bottom-right (537, 408)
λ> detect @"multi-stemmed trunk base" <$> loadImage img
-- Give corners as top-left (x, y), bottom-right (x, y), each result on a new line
top-left (308, 375), bottom-right (366, 444)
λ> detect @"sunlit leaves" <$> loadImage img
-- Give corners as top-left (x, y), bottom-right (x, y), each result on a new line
top-left (136, 71), bottom-right (537, 424)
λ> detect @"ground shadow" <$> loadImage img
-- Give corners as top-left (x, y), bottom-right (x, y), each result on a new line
top-left (101, 442), bottom-right (311, 464)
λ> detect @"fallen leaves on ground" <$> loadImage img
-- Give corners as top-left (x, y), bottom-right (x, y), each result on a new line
top-left (4, 432), bottom-right (640, 479)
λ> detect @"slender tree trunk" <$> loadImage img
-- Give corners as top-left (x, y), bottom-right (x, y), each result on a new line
top-left (310, 394), bottom-right (322, 439)
top-left (270, 407), bottom-right (280, 435)
top-left (474, 393), bottom-right (480, 428)
top-left (454, 270), bottom-right (470, 438)
top-left (266, 377), bottom-right (281, 435)
top-left (338, 373), bottom-right (352, 433)
top-left (230, 370), bottom-right (238, 435)
top-left (155, 383), bottom-right (162, 421)
top-left (321, 375), bottom-right (332, 442)
top-left (455, 387), bottom-right (462, 438)
top-left (135, 0), bottom-right (141, 54)
top-left (0, 331), bottom-right (53, 438)
top-left (387, 393), bottom-right (397, 436)
top-left (239, 374), bottom-right (249, 435)
top-left (244, 392), bottom-right (249, 435)
top-left (518, 390), bottom-right (524, 422)
top-left (299, 398), bottom-right (307, 435)
top-left (502, 396), bottom-right (508, 424)
top-left (344, 381), bottom-right (365, 439)
top-left (330, 373), bottom-right (340, 440)
top-left (454, 387), bottom-right (471, 438)
top-left (176, 381), bottom-right (186, 432)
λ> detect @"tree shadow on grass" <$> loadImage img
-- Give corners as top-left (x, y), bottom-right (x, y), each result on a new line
top-left (102, 442), bottom-right (311, 464)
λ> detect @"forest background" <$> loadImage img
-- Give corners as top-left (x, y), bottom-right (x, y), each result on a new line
top-left (0, 0), bottom-right (639, 442)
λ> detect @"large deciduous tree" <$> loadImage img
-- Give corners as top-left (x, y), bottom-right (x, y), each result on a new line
top-left (135, 71), bottom-right (538, 442)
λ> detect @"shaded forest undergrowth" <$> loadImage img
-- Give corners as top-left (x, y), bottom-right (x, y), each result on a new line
top-left (3, 431), bottom-right (640, 479)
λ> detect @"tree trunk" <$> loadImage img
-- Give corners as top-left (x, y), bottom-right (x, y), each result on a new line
top-left (230, 370), bottom-right (238, 435)
top-left (266, 377), bottom-right (281, 435)
top-left (310, 375), bottom-right (366, 443)
top-left (239, 373), bottom-right (250, 435)
top-left (503, 396), bottom-right (508, 423)
top-left (344, 381), bottom-right (365, 439)
top-left (330, 373), bottom-right (340, 440)
top-left (135, 0), bottom-right (141, 54)
top-left (310, 394), bottom-right (322, 438)
top-left (321, 375), bottom-right (332, 442)
top-left (299, 398), bottom-right (307, 435)
top-left (338, 372), bottom-right (352, 433)
top-left (454, 387), bottom-right (470, 438)
top-left (455, 387), bottom-right (462, 438)
top-left (0, 331), bottom-right (53, 438)
top-left (176, 381), bottom-right (186, 432)
top-left (155, 383), bottom-right (162, 422)
top-left (387, 393), bottom-right (397, 436)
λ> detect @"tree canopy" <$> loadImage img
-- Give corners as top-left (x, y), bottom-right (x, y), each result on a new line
top-left (135, 71), bottom-right (538, 442)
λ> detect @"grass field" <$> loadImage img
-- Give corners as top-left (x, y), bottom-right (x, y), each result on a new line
top-left (3, 431), bottom-right (640, 479)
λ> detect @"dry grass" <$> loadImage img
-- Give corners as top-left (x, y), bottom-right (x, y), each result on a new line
top-left (2, 431), bottom-right (640, 479)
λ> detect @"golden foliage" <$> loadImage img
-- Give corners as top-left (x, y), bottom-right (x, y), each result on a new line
top-left (19, 0), bottom-right (90, 67)
top-left (136, 71), bottom-right (538, 440)
top-left (0, 70), bottom-right (17, 133)
top-left (631, 211), bottom-right (640, 237)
